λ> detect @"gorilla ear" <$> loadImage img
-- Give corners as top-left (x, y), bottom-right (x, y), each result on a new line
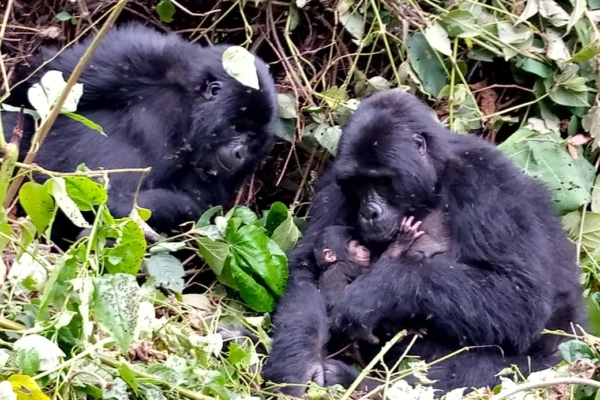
top-left (323, 249), bottom-right (337, 263)
top-left (413, 133), bottom-right (426, 155)
top-left (203, 81), bottom-right (222, 101)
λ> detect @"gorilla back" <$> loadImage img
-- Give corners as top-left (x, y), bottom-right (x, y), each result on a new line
top-left (2, 23), bottom-right (279, 241)
top-left (263, 89), bottom-right (585, 396)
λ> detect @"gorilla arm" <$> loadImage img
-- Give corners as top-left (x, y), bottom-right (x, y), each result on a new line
top-left (262, 171), bottom-right (351, 396)
top-left (331, 253), bottom-right (552, 353)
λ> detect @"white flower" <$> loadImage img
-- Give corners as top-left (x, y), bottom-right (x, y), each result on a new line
top-left (14, 334), bottom-right (65, 371)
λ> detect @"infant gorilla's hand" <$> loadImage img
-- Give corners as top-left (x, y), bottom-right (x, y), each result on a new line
top-left (383, 216), bottom-right (425, 259)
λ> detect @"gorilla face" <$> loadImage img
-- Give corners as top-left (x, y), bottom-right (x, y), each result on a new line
top-left (333, 90), bottom-right (443, 245)
top-left (189, 46), bottom-right (278, 178)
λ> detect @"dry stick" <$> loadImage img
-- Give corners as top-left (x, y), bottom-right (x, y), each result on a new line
top-left (0, 0), bottom-right (14, 96)
top-left (489, 377), bottom-right (600, 400)
top-left (3, 0), bottom-right (128, 209)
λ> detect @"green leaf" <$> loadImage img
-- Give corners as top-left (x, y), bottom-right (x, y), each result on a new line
top-left (562, 211), bottom-right (600, 251)
top-left (39, 249), bottom-right (78, 315)
top-left (276, 117), bottom-right (295, 143)
top-left (117, 363), bottom-right (139, 395)
top-left (321, 86), bottom-right (348, 111)
top-left (499, 128), bottom-right (595, 214)
top-left (517, 58), bottom-right (552, 78)
top-left (439, 10), bottom-right (479, 38)
top-left (264, 202), bottom-right (290, 235)
top-left (559, 340), bottom-right (595, 362)
top-left (272, 212), bottom-right (301, 252)
top-left (196, 205), bottom-right (223, 228)
top-left (516, 0), bottom-right (539, 23)
top-left (136, 206), bottom-right (152, 222)
top-left (93, 273), bottom-right (141, 352)
top-left (424, 22), bottom-right (452, 56)
top-left (64, 176), bottom-right (108, 211)
top-left (46, 177), bottom-right (90, 228)
top-left (225, 206), bottom-right (259, 226)
top-left (16, 349), bottom-right (40, 376)
top-left (197, 237), bottom-right (231, 275)
top-left (102, 219), bottom-right (146, 275)
top-left (306, 123), bottom-right (342, 155)
top-left (231, 225), bottom-right (288, 297)
top-left (62, 112), bottom-right (105, 135)
top-left (146, 253), bottom-right (185, 293)
top-left (156, 0), bottom-right (175, 23)
top-left (56, 11), bottom-right (72, 21)
top-left (278, 93), bottom-right (297, 119)
top-left (18, 182), bottom-right (55, 234)
top-left (339, 10), bottom-right (364, 40)
top-left (406, 32), bottom-right (447, 96)
top-left (227, 255), bottom-right (275, 312)
top-left (571, 41), bottom-right (600, 63)
top-left (222, 46), bottom-right (260, 90)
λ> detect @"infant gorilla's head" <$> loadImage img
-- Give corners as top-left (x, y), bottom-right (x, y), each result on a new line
top-left (314, 225), bottom-right (371, 269)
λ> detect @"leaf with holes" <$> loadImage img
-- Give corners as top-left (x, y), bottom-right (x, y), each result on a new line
top-left (406, 32), bottom-right (447, 96)
top-left (539, 0), bottom-right (570, 26)
top-left (499, 128), bottom-right (595, 214)
top-left (45, 177), bottom-right (90, 228)
top-left (278, 93), bottom-right (297, 119)
top-left (93, 273), bottom-right (141, 352)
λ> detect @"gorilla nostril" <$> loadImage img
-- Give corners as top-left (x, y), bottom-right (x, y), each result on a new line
top-left (235, 151), bottom-right (242, 160)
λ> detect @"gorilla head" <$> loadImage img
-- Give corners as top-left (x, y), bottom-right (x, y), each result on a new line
top-left (186, 45), bottom-right (278, 179)
top-left (333, 90), bottom-right (451, 244)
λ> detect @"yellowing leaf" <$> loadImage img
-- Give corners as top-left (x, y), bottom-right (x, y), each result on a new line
top-left (8, 375), bottom-right (51, 400)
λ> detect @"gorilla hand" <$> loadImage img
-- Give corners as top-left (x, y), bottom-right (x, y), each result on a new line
top-left (331, 300), bottom-right (380, 345)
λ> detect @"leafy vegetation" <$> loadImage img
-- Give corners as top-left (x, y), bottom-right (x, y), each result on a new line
top-left (0, 0), bottom-right (600, 398)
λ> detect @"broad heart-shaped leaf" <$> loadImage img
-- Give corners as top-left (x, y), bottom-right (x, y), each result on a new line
top-left (64, 176), bottom-right (108, 211)
top-left (272, 212), bottom-right (301, 252)
top-left (222, 46), bottom-right (260, 90)
top-left (93, 273), bottom-right (141, 352)
top-left (263, 202), bottom-right (290, 235)
top-left (424, 22), bottom-right (452, 56)
top-left (227, 253), bottom-right (275, 312)
top-left (146, 253), bottom-right (185, 293)
top-left (406, 32), bottom-right (447, 96)
top-left (230, 225), bottom-right (289, 297)
top-left (197, 237), bottom-right (231, 275)
top-left (225, 206), bottom-right (259, 226)
top-left (277, 93), bottom-right (297, 119)
top-left (45, 177), bottom-right (90, 228)
top-left (305, 123), bottom-right (342, 155)
top-left (19, 181), bottom-right (55, 234)
top-left (558, 340), bottom-right (595, 362)
top-left (499, 128), bottom-right (595, 215)
top-left (101, 218), bottom-right (146, 275)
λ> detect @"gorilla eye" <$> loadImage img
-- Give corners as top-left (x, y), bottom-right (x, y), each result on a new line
top-left (413, 134), bottom-right (426, 155)
top-left (204, 81), bottom-right (222, 100)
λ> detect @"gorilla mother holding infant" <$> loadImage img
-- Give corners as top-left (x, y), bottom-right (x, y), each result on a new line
top-left (262, 89), bottom-right (585, 396)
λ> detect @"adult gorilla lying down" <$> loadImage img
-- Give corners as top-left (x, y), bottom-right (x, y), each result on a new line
top-left (262, 89), bottom-right (585, 396)
top-left (2, 23), bottom-right (278, 243)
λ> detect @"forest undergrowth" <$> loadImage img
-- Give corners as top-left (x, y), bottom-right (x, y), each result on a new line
top-left (0, 0), bottom-right (600, 399)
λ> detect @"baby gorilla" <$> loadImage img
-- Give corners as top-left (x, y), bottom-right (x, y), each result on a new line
top-left (315, 218), bottom-right (425, 366)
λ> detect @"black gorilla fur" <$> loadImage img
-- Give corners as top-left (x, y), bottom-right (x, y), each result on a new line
top-left (2, 23), bottom-right (279, 242)
top-left (262, 89), bottom-right (585, 396)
